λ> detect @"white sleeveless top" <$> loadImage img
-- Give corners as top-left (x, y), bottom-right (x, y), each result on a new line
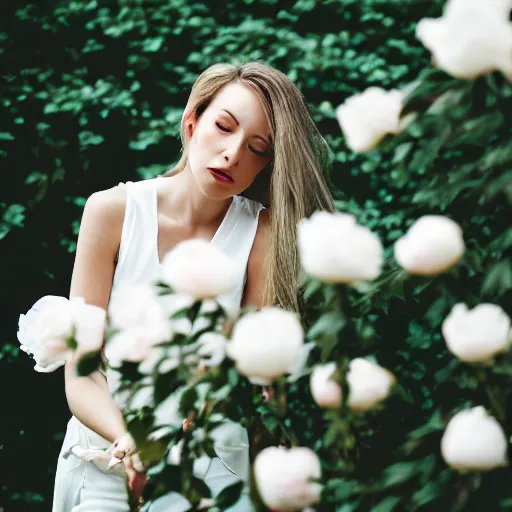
top-left (110, 178), bottom-right (264, 318)
top-left (107, 177), bottom-right (264, 481)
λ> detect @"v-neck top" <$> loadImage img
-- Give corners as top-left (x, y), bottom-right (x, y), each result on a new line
top-left (110, 177), bottom-right (265, 318)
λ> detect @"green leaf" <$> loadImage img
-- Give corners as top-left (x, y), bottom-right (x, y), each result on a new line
top-left (412, 481), bottom-right (443, 507)
top-left (377, 461), bottom-right (421, 489)
top-left (76, 351), bottom-right (102, 376)
top-left (482, 259), bottom-right (512, 297)
top-left (370, 496), bottom-right (402, 512)
top-left (79, 131), bottom-right (105, 146)
top-left (215, 481), bottom-right (244, 509)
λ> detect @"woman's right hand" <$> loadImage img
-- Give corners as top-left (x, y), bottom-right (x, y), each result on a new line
top-left (125, 460), bottom-right (147, 510)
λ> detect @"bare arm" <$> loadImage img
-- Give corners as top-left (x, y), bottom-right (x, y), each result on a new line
top-left (241, 209), bottom-right (272, 310)
top-left (64, 185), bottom-right (127, 443)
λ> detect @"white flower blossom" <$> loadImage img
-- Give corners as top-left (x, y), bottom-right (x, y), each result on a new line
top-left (416, 0), bottom-right (512, 80)
top-left (160, 239), bottom-right (239, 299)
top-left (347, 358), bottom-right (395, 411)
top-left (310, 363), bottom-right (343, 408)
top-left (17, 295), bottom-right (106, 372)
top-left (226, 308), bottom-right (304, 385)
top-left (442, 303), bottom-right (512, 363)
top-left (441, 406), bottom-right (508, 471)
top-left (254, 446), bottom-right (322, 512)
top-left (336, 87), bottom-right (405, 152)
top-left (298, 211), bottom-right (383, 284)
top-left (394, 216), bottom-right (464, 275)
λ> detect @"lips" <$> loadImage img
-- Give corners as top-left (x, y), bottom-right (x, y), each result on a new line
top-left (208, 168), bottom-right (234, 184)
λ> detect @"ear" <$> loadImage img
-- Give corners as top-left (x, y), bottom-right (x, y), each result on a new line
top-left (181, 103), bottom-right (197, 142)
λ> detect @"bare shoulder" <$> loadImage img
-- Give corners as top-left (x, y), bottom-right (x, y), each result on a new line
top-left (254, 207), bottom-right (271, 241)
top-left (242, 208), bottom-right (272, 309)
top-left (85, 183), bottom-right (127, 222)
top-left (83, 183), bottom-right (129, 260)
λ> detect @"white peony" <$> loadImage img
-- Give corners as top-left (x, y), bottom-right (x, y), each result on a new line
top-left (254, 446), bottom-right (322, 512)
top-left (108, 284), bottom-right (173, 342)
top-left (416, 0), bottom-right (512, 80)
top-left (298, 211), bottom-right (383, 284)
top-left (347, 358), bottom-right (396, 411)
top-left (106, 284), bottom-right (176, 367)
top-left (160, 239), bottom-right (239, 299)
top-left (226, 307), bottom-right (304, 385)
top-left (310, 363), bottom-right (343, 408)
top-left (442, 303), bottom-right (512, 363)
top-left (441, 406), bottom-right (508, 471)
top-left (336, 87), bottom-right (405, 152)
top-left (17, 295), bottom-right (106, 372)
top-left (394, 216), bottom-right (464, 275)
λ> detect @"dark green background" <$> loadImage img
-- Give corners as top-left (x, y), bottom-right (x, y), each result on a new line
top-left (3, 1), bottom-right (511, 511)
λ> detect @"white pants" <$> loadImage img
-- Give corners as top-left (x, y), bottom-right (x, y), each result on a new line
top-left (52, 417), bottom-right (129, 512)
top-left (53, 417), bottom-right (253, 511)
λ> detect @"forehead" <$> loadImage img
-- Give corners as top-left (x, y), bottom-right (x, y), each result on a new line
top-left (208, 82), bottom-right (270, 136)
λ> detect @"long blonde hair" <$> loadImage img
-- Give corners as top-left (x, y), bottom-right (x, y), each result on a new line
top-left (163, 62), bottom-right (335, 313)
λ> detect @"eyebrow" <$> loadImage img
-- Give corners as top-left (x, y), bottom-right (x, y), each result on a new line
top-left (221, 109), bottom-right (271, 146)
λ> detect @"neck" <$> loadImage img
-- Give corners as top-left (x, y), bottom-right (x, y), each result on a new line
top-left (159, 166), bottom-right (233, 228)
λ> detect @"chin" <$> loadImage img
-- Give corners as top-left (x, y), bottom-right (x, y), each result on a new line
top-left (197, 177), bottom-right (235, 201)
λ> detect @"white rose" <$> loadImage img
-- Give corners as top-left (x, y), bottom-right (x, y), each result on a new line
top-left (347, 358), bottom-right (395, 411)
top-left (310, 363), bottom-right (342, 408)
top-left (105, 329), bottom-right (158, 367)
top-left (336, 87), bottom-right (405, 152)
top-left (416, 0), bottom-right (512, 80)
top-left (17, 295), bottom-right (106, 372)
top-left (442, 303), bottom-right (512, 363)
top-left (441, 406), bottom-right (508, 471)
top-left (254, 447), bottom-right (322, 512)
top-left (109, 284), bottom-right (173, 343)
top-left (394, 216), bottom-right (464, 275)
top-left (298, 211), bottom-right (383, 284)
top-left (160, 239), bottom-right (239, 299)
top-left (226, 307), bottom-right (304, 385)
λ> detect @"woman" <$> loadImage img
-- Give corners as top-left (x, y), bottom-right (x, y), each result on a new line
top-left (52, 61), bottom-right (335, 511)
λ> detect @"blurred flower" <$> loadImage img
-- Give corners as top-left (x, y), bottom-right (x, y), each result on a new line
top-left (336, 87), bottom-right (405, 152)
top-left (310, 363), bottom-right (342, 408)
top-left (298, 211), bottom-right (383, 284)
top-left (442, 303), bottom-right (512, 363)
top-left (254, 446), bottom-right (322, 512)
top-left (160, 239), bottom-right (239, 298)
top-left (441, 406), bottom-right (508, 471)
top-left (109, 284), bottom-right (173, 341)
top-left (226, 307), bottom-right (304, 385)
top-left (106, 285), bottom-right (175, 367)
top-left (17, 295), bottom-right (106, 372)
top-left (416, 0), bottom-right (512, 80)
top-left (394, 216), bottom-right (464, 275)
top-left (347, 358), bottom-right (395, 411)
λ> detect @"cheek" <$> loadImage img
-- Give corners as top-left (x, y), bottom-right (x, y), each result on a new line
top-left (194, 124), bottom-right (218, 151)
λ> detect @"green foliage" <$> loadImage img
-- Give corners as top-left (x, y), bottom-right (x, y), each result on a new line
top-left (5, 0), bottom-right (512, 510)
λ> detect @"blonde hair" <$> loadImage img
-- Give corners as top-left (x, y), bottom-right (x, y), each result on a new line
top-left (163, 61), bottom-right (335, 313)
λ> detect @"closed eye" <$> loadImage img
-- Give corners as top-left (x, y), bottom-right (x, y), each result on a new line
top-left (216, 122), bottom-right (230, 132)
top-left (216, 122), bottom-right (269, 157)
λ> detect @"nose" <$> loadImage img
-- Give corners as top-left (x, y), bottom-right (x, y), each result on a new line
top-left (222, 137), bottom-right (243, 166)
